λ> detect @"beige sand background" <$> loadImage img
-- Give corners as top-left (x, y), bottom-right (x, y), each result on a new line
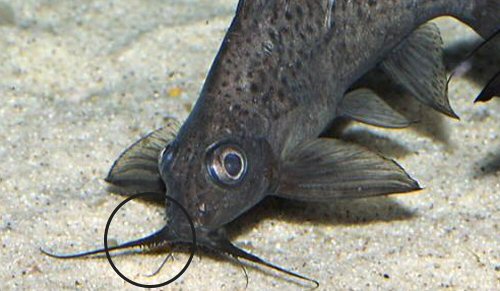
top-left (0, 1), bottom-right (498, 290)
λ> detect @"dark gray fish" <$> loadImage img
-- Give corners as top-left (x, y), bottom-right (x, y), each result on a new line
top-left (45, 0), bottom-right (500, 285)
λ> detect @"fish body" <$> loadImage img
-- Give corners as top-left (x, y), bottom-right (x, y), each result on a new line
top-left (159, 0), bottom-right (498, 232)
top-left (186, 1), bottom-right (489, 159)
top-left (48, 0), bottom-right (500, 284)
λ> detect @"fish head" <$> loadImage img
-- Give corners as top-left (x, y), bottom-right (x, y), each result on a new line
top-left (159, 119), bottom-right (276, 235)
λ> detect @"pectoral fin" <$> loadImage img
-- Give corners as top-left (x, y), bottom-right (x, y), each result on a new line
top-left (275, 139), bottom-right (421, 202)
top-left (338, 88), bottom-right (410, 128)
top-left (105, 119), bottom-right (179, 200)
top-left (381, 22), bottom-right (458, 118)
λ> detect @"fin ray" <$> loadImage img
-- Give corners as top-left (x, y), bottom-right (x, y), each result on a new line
top-left (105, 119), bottom-right (180, 201)
top-left (338, 88), bottom-right (410, 128)
top-left (275, 138), bottom-right (421, 202)
top-left (381, 22), bottom-right (458, 118)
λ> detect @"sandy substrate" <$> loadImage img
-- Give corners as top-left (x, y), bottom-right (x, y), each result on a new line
top-left (0, 1), bottom-right (498, 290)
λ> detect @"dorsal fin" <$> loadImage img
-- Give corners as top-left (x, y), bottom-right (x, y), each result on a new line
top-left (381, 22), bottom-right (458, 118)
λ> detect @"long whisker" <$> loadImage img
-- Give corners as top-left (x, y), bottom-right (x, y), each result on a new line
top-left (218, 239), bottom-right (319, 288)
top-left (145, 252), bottom-right (174, 277)
top-left (235, 256), bottom-right (249, 289)
top-left (40, 224), bottom-right (174, 259)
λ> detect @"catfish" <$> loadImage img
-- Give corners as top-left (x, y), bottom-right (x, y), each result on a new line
top-left (44, 0), bottom-right (500, 285)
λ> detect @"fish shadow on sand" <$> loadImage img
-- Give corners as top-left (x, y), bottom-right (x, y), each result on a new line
top-left (86, 193), bottom-right (416, 287)
top-left (206, 195), bottom-right (415, 286)
top-left (228, 196), bottom-right (416, 241)
top-left (218, 195), bottom-right (416, 286)
top-left (335, 123), bottom-right (414, 159)
top-left (223, 195), bottom-right (415, 284)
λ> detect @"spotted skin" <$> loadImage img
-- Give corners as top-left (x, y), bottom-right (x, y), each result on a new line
top-left (163, 0), bottom-right (497, 233)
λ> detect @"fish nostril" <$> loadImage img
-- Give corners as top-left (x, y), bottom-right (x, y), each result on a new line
top-left (159, 144), bottom-right (171, 160)
top-left (198, 202), bottom-right (207, 214)
top-left (159, 144), bottom-right (178, 178)
top-left (160, 144), bottom-right (175, 164)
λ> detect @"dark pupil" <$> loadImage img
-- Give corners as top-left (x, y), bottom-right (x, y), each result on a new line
top-left (223, 153), bottom-right (242, 177)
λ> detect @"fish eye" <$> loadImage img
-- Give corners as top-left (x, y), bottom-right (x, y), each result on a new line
top-left (206, 143), bottom-right (247, 186)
